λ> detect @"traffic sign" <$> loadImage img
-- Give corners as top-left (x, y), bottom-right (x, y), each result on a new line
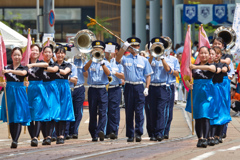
top-left (49, 10), bottom-right (55, 27)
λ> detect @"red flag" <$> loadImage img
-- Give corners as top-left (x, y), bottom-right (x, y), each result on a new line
top-left (195, 24), bottom-right (211, 64)
top-left (21, 29), bottom-right (31, 66)
top-left (38, 38), bottom-right (50, 60)
top-left (180, 25), bottom-right (192, 92)
top-left (0, 31), bottom-right (7, 77)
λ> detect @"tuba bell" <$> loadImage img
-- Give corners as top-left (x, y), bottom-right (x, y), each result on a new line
top-left (74, 29), bottom-right (97, 54)
top-left (150, 42), bottom-right (165, 58)
top-left (43, 40), bottom-right (56, 50)
top-left (213, 26), bottom-right (236, 53)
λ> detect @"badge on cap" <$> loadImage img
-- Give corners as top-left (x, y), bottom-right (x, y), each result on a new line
top-left (155, 39), bottom-right (160, 42)
top-left (131, 39), bottom-right (136, 42)
top-left (96, 42), bottom-right (100, 45)
top-left (108, 42), bottom-right (112, 45)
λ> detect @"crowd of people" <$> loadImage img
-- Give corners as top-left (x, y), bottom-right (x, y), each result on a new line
top-left (0, 28), bottom-right (239, 150)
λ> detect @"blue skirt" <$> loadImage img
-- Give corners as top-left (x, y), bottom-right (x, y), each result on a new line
top-left (1, 82), bottom-right (31, 125)
top-left (186, 79), bottom-right (219, 119)
top-left (210, 78), bottom-right (232, 125)
top-left (43, 81), bottom-right (60, 121)
top-left (55, 79), bottom-right (75, 122)
top-left (28, 81), bottom-right (51, 122)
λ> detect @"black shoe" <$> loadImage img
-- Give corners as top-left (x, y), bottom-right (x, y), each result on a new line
top-left (59, 138), bottom-right (64, 144)
top-left (56, 138), bottom-right (60, 144)
top-left (45, 138), bottom-right (51, 145)
top-left (65, 135), bottom-right (71, 140)
top-left (150, 137), bottom-right (157, 141)
top-left (201, 139), bottom-right (208, 148)
top-left (222, 133), bottom-right (226, 138)
top-left (218, 137), bottom-right (223, 143)
top-left (164, 135), bottom-right (169, 139)
top-left (214, 137), bottom-right (219, 145)
top-left (92, 137), bottom-right (98, 142)
top-left (105, 135), bottom-right (110, 139)
top-left (31, 139), bottom-right (38, 147)
top-left (109, 132), bottom-right (117, 140)
top-left (127, 137), bottom-right (134, 142)
top-left (135, 135), bottom-right (142, 142)
top-left (72, 134), bottom-right (78, 139)
top-left (197, 139), bottom-right (203, 147)
top-left (209, 139), bottom-right (215, 146)
top-left (98, 131), bottom-right (104, 141)
top-left (207, 139), bottom-right (210, 145)
top-left (51, 137), bottom-right (57, 142)
top-left (156, 136), bottom-right (163, 141)
top-left (42, 139), bottom-right (47, 145)
top-left (11, 141), bottom-right (18, 149)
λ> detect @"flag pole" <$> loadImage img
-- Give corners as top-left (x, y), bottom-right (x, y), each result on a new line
top-left (0, 77), bottom-right (10, 139)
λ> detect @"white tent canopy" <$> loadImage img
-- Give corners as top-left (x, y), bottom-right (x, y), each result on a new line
top-left (0, 21), bottom-right (27, 48)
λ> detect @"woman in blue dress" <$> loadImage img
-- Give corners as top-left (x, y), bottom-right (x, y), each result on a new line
top-left (0, 47), bottom-right (31, 148)
top-left (185, 46), bottom-right (217, 148)
top-left (209, 46), bottom-right (231, 145)
top-left (25, 44), bottom-right (51, 147)
top-left (41, 46), bottom-right (61, 145)
top-left (54, 46), bottom-right (75, 144)
top-left (212, 37), bottom-right (232, 139)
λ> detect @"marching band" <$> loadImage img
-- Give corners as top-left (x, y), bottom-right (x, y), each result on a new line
top-left (0, 24), bottom-right (236, 149)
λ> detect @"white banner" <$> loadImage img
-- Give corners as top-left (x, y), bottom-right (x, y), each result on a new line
top-left (228, 4), bottom-right (235, 23)
top-left (198, 4), bottom-right (213, 24)
top-left (232, 3), bottom-right (240, 63)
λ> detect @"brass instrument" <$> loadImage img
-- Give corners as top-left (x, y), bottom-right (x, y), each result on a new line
top-left (213, 26), bottom-right (236, 54)
top-left (150, 42), bottom-right (165, 58)
top-left (74, 29), bottom-right (97, 54)
top-left (106, 76), bottom-right (113, 91)
top-left (43, 40), bottom-right (56, 50)
top-left (161, 36), bottom-right (172, 51)
top-left (91, 48), bottom-right (105, 63)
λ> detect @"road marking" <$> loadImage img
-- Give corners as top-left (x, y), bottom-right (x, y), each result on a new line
top-left (191, 145), bottom-right (240, 160)
top-left (84, 118), bottom-right (89, 123)
top-left (0, 139), bottom-right (10, 142)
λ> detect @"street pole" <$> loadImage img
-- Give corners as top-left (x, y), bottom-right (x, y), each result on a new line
top-left (36, 0), bottom-right (40, 44)
top-left (43, 0), bottom-right (55, 34)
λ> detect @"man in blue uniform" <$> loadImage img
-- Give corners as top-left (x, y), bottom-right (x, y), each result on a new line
top-left (163, 44), bottom-right (180, 139)
top-left (116, 37), bottom-right (153, 142)
top-left (65, 52), bottom-right (88, 139)
top-left (83, 40), bottom-right (111, 141)
top-left (105, 41), bottom-right (124, 139)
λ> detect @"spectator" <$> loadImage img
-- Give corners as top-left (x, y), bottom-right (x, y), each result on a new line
top-left (231, 85), bottom-right (240, 116)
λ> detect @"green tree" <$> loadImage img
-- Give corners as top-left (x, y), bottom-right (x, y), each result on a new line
top-left (0, 11), bottom-right (25, 34)
top-left (84, 17), bottom-right (113, 41)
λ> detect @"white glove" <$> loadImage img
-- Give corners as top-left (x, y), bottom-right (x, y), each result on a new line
top-left (112, 70), bottom-right (117, 75)
top-left (99, 60), bottom-right (104, 65)
top-left (143, 88), bottom-right (149, 97)
top-left (122, 41), bottom-right (131, 51)
top-left (160, 55), bottom-right (165, 60)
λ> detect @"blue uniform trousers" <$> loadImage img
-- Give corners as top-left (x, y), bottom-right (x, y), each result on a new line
top-left (164, 84), bottom-right (175, 136)
top-left (124, 83), bottom-right (144, 138)
top-left (106, 86), bottom-right (121, 136)
top-left (65, 86), bottom-right (85, 136)
top-left (145, 94), bottom-right (153, 137)
top-left (149, 85), bottom-right (170, 137)
top-left (88, 87), bottom-right (108, 138)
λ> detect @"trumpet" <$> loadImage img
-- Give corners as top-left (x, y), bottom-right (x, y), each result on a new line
top-left (43, 40), bottom-right (56, 50)
top-left (150, 42), bottom-right (165, 58)
top-left (91, 48), bottom-right (105, 63)
top-left (161, 36), bottom-right (172, 51)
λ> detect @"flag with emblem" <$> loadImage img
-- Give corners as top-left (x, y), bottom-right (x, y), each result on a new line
top-left (195, 24), bottom-right (211, 64)
top-left (180, 25), bottom-right (192, 92)
top-left (0, 30), bottom-right (7, 77)
top-left (39, 38), bottom-right (50, 60)
top-left (21, 28), bottom-right (31, 66)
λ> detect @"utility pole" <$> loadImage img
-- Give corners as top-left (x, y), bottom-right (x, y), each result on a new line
top-left (43, 0), bottom-right (55, 34)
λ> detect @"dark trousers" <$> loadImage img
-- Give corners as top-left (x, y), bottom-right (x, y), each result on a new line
top-left (88, 87), bottom-right (108, 138)
top-left (65, 86), bottom-right (85, 136)
top-left (28, 121), bottom-right (41, 139)
top-left (145, 94), bottom-right (153, 137)
top-left (9, 123), bottom-right (22, 142)
top-left (124, 83), bottom-right (144, 138)
top-left (106, 86), bottom-right (121, 136)
top-left (195, 118), bottom-right (210, 139)
top-left (164, 84), bottom-right (175, 136)
top-left (149, 85), bottom-right (169, 137)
